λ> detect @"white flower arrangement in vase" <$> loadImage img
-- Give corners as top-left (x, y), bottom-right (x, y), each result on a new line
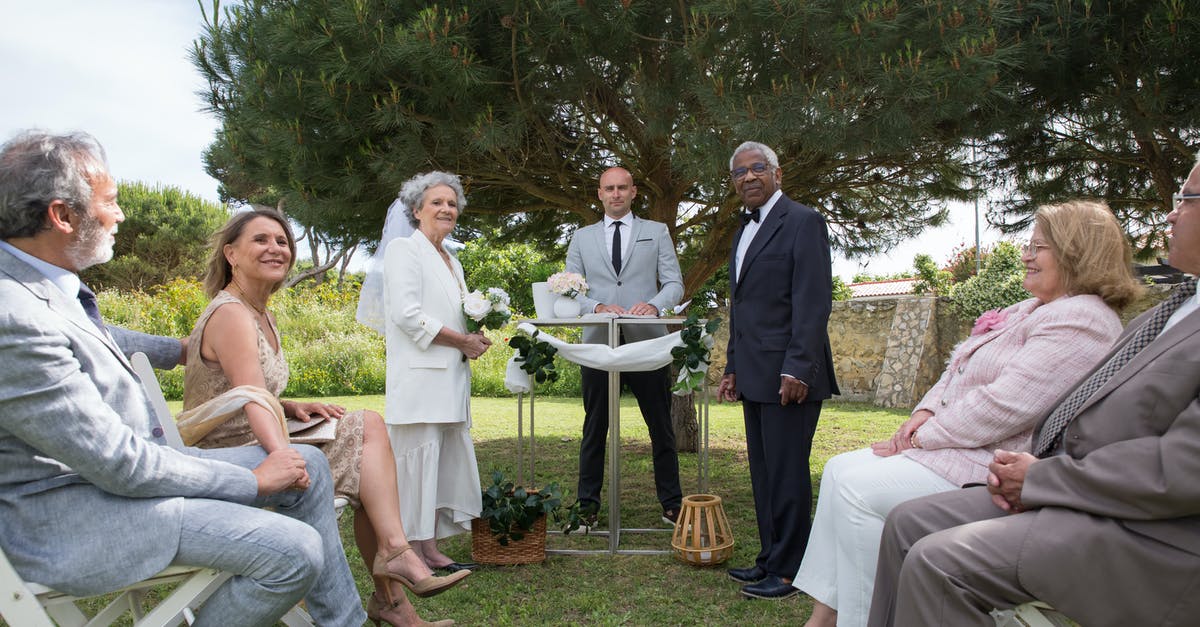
top-left (546, 272), bottom-right (588, 298)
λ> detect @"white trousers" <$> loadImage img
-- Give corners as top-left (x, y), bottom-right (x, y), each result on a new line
top-left (793, 448), bottom-right (954, 627)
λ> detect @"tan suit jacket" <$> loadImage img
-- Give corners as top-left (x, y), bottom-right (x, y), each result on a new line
top-left (1024, 302), bottom-right (1200, 554)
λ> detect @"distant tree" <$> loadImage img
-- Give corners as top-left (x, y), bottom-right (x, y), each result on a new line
top-left (982, 1), bottom-right (1200, 258)
top-left (287, 221), bottom-right (360, 287)
top-left (193, 0), bottom-right (1033, 297)
top-left (949, 241), bottom-right (1029, 319)
top-left (831, 276), bottom-right (853, 302)
top-left (82, 181), bottom-right (229, 290)
top-left (912, 253), bottom-right (952, 296)
top-left (458, 240), bottom-right (561, 316)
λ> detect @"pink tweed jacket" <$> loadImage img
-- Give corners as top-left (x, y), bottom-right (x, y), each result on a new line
top-left (903, 294), bottom-right (1122, 487)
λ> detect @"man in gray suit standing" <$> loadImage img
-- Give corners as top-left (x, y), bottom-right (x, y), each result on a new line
top-left (0, 130), bottom-right (364, 626)
top-left (867, 157), bottom-right (1200, 626)
top-left (565, 166), bottom-right (685, 526)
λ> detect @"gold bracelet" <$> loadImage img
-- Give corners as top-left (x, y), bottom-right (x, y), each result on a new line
top-left (909, 431), bottom-right (920, 449)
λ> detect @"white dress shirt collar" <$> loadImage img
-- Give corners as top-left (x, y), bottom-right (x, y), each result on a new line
top-left (604, 214), bottom-right (633, 229)
top-left (0, 240), bottom-right (80, 301)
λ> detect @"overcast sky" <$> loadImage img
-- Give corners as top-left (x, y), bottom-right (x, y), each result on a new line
top-left (0, 0), bottom-right (1005, 280)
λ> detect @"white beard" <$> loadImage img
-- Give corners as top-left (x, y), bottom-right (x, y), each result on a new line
top-left (66, 214), bottom-right (115, 270)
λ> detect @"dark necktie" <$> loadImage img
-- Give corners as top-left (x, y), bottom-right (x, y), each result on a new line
top-left (741, 208), bottom-right (761, 225)
top-left (611, 221), bottom-right (622, 275)
top-left (1033, 279), bottom-right (1198, 457)
top-left (77, 283), bottom-right (105, 332)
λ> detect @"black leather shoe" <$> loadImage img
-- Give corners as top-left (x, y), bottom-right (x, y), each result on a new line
top-left (727, 565), bottom-right (767, 584)
top-left (741, 575), bottom-right (799, 600)
top-left (435, 561), bottom-right (478, 573)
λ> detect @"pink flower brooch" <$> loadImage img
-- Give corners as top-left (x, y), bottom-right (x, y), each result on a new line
top-left (971, 308), bottom-right (1008, 336)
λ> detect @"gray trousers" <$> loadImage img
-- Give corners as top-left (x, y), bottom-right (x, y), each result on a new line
top-left (867, 486), bottom-right (1200, 627)
top-left (175, 445), bottom-right (365, 627)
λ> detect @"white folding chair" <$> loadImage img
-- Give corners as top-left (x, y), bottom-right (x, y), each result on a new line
top-left (131, 352), bottom-right (318, 627)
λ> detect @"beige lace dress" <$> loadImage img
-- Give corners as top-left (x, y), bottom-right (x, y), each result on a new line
top-left (182, 290), bottom-right (364, 509)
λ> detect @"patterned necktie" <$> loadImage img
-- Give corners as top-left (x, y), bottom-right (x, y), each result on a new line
top-left (77, 283), bottom-right (106, 332)
top-left (611, 221), bottom-right (622, 275)
top-left (1033, 279), bottom-right (1198, 457)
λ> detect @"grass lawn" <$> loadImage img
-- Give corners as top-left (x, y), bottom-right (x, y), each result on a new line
top-left (76, 395), bottom-right (905, 626)
top-left (302, 395), bottom-right (907, 626)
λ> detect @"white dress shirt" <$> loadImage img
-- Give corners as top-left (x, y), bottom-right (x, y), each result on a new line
top-left (734, 189), bottom-right (782, 281)
top-left (604, 214), bottom-right (633, 270)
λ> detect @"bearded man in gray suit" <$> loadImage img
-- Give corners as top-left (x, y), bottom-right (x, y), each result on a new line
top-left (868, 157), bottom-right (1200, 626)
top-left (565, 166), bottom-right (685, 526)
top-left (0, 130), bottom-right (364, 626)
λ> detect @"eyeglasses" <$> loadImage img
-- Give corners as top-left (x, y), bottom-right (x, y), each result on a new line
top-left (1172, 192), bottom-right (1200, 205)
top-left (1022, 240), bottom-right (1051, 257)
top-left (730, 162), bottom-right (772, 181)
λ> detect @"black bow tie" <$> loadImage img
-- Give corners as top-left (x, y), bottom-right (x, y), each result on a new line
top-left (740, 208), bottom-right (761, 225)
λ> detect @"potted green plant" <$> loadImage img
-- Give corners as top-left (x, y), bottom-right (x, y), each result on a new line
top-left (471, 470), bottom-right (583, 564)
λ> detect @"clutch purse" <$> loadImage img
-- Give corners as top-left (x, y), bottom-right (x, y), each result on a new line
top-left (286, 416), bottom-right (338, 444)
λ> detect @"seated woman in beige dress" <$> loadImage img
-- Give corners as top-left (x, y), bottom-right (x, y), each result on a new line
top-left (183, 209), bottom-right (465, 627)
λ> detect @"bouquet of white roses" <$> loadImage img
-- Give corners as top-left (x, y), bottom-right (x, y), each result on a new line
top-left (546, 271), bottom-right (588, 299)
top-left (463, 287), bottom-right (512, 332)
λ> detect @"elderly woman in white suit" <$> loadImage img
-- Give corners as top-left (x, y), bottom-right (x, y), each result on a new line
top-left (378, 172), bottom-right (491, 572)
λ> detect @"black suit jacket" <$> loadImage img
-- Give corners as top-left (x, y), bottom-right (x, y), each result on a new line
top-left (724, 194), bottom-right (839, 403)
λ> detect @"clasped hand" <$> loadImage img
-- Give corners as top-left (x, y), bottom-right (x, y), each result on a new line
top-left (987, 449), bottom-right (1037, 513)
top-left (253, 448), bottom-right (310, 495)
top-left (459, 332), bottom-right (492, 360)
top-left (595, 301), bottom-right (658, 316)
top-left (871, 409), bottom-right (932, 457)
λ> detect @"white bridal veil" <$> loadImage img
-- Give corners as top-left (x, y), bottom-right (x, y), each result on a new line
top-left (355, 195), bottom-right (414, 334)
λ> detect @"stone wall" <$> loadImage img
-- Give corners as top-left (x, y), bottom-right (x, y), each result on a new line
top-left (827, 299), bottom-right (897, 402)
top-left (707, 285), bottom-right (1172, 409)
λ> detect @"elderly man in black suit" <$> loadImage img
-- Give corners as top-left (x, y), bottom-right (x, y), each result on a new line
top-left (718, 141), bottom-right (839, 600)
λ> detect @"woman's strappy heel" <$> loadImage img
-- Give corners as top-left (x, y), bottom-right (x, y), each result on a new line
top-left (373, 544), bottom-right (471, 601)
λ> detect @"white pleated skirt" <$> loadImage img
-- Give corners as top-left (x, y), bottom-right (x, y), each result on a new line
top-left (386, 421), bottom-right (482, 541)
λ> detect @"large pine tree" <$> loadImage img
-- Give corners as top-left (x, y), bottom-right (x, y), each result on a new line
top-left (194, 0), bottom-right (1032, 293)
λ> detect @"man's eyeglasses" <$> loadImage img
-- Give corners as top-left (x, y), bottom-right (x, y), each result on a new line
top-left (731, 162), bottom-right (772, 181)
top-left (1172, 192), bottom-right (1200, 205)
top-left (1022, 241), bottom-right (1050, 257)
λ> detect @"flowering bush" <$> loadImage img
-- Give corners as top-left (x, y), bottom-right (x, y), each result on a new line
top-left (546, 271), bottom-right (588, 298)
top-left (463, 287), bottom-right (512, 332)
top-left (950, 241), bottom-right (1031, 320)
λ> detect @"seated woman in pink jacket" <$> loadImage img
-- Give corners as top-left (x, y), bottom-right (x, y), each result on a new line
top-left (795, 201), bottom-right (1144, 627)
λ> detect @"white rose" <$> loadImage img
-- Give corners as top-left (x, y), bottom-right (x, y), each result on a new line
top-left (487, 287), bottom-right (510, 306)
top-left (463, 291), bottom-right (491, 320)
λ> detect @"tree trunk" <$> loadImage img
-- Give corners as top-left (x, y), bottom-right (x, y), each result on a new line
top-left (671, 392), bottom-right (699, 454)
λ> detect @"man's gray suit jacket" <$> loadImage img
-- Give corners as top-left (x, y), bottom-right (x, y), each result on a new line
top-left (565, 216), bottom-right (683, 345)
top-left (0, 247), bottom-right (259, 595)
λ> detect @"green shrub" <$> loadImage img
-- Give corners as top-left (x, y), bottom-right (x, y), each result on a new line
top-left (97, 279), bottom-right (583, 399)
top-left (458, 241), bottom-right (559, 317)
top-left (949, 241), bottom-right (1031, 320)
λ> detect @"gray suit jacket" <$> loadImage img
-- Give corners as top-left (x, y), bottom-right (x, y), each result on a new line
top-left (108, 325), bottom-right (182, 369)
top-left (565, 216), bottom-right (683, 344)
top-left (0, 247), bottom-right (258, 595)
top-left (1023, 301), bottom-right (1200, 558)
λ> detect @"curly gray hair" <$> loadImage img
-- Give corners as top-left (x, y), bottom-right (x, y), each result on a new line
top-left (0, 130), bottom-right (109, 239)
top-left (398, 171), bottom-right (467, 228)
top-left (728, 141), bottom-right (780, 171)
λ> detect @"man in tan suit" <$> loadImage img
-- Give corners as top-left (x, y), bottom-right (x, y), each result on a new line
top-left (867, 158), bottom-right (1200, 627)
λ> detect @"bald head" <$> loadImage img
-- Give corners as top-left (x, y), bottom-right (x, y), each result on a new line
top-left (597, 167), bottom-right (637, 219)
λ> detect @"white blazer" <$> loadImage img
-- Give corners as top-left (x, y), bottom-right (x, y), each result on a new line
top-left (383, 230), bottom-right (471, 425)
